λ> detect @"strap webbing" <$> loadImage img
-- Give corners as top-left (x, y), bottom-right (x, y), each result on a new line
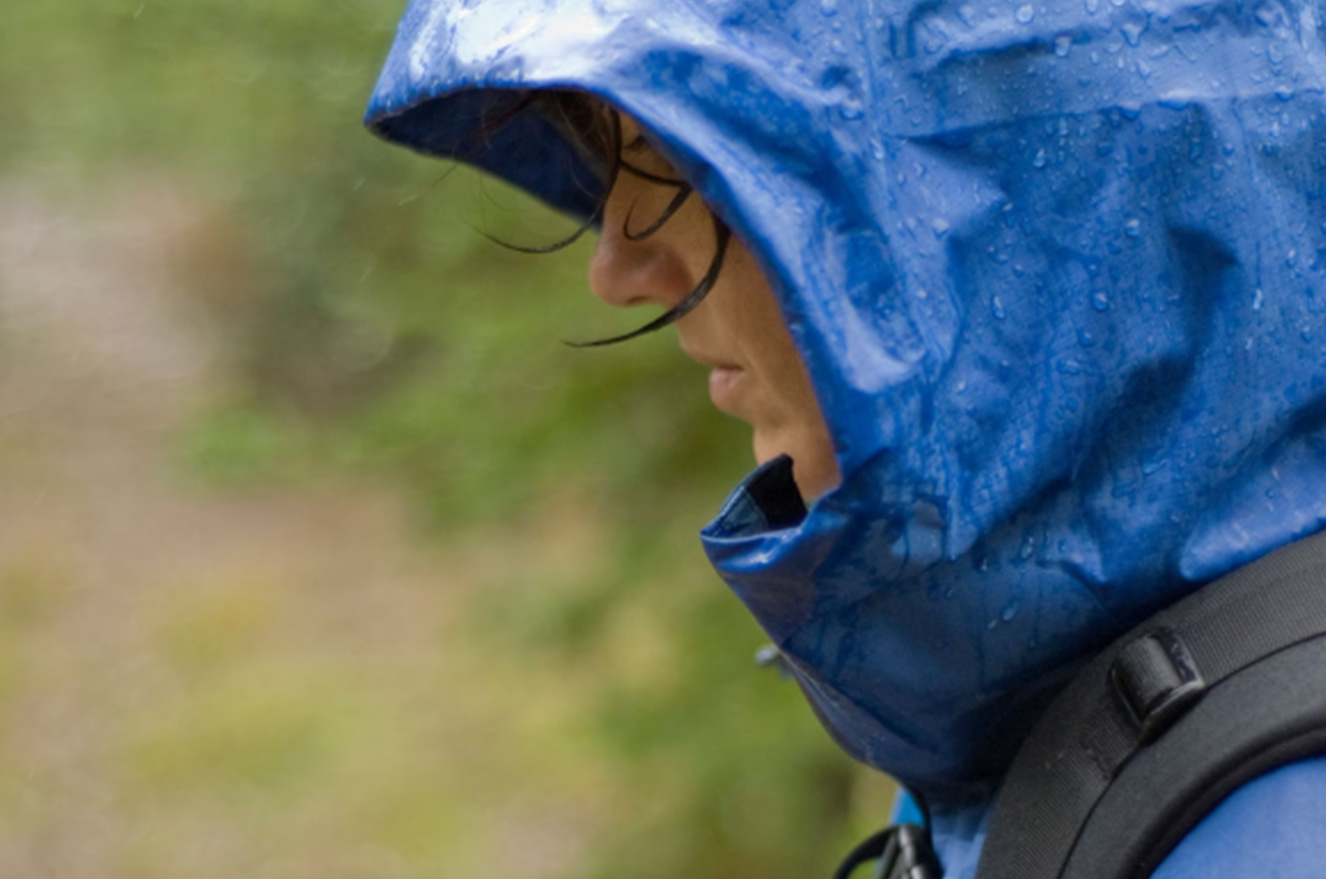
top-left (975, 529), bottom-right (1326, 879)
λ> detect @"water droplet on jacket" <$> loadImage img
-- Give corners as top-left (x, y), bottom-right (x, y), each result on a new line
top-left (1016, 3), bottom-right (1036, 22)
top-left (991, 295), bottom-right (1007, 319)
top-left (1054, 34), bottom-right (1073, 56)
top-left (1057, 359), bottom-right (1082, 375)
top-left (870, 139), bottom-right (885, 160)
top-left (932, 218), bottom-right (951, 237)
top-left (1287, 248), bottom-right (1298, 268)
top-left (1077, 328), bottom-right (1097, 347)
top-left (1091, 290), bottom-right (1111, 311)
top-left (839, 98), bottom-right (864, 120)
top-left (1032, 148), bottom-right (1048, 168)
top-left (1255, 3), bottom-right (1278, 26)
top-left (1124, 218), bottom-right (1141, 237)
top-left (1121, 20), bottom-right (1145, 45)
top-left (820, 0), bottom-right (839, 15)
top-left (1253, 288), bottom-right (1265, 310)
top-left (1086, 0), bottom-right (1099, 13)
top-left (1001, 599), bottom-right (1022, 622)
top-left (1019, 536), bottom-right (1036, 560)
top-left (959, 4), bottom-right (978, 24)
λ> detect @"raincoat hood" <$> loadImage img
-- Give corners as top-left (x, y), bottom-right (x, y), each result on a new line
top-left (366, 0), bottom-right (1326, 794)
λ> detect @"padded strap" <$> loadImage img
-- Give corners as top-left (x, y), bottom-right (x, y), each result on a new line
top-left (975, 530), bottom-right (1326, 879)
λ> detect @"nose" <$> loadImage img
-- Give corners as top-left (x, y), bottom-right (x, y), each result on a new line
top-left (587, 187), bottom-right (694, 310)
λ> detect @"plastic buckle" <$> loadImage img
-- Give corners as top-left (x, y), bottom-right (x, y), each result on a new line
top-left (1109, 627), bottom-right (1206, 743)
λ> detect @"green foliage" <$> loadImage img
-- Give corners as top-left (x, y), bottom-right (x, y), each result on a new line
top-left (0, 2), bottom-right (893, 877)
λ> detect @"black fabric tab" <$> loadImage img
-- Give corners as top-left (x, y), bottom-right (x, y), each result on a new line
top-left (1110, 628), bottom-right (1205, 741)
top-left (745, 454), bottom-right (807, 530)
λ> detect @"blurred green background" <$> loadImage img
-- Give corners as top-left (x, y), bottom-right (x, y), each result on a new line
top-left (0, 2), bottom-right (894, 877)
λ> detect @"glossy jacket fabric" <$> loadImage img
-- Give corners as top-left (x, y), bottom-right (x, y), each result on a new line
top-left (366, 0), bottom-right (1326, 872)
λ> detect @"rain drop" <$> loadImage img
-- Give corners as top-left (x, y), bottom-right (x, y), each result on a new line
top-left (839, 97), bottom-right (864, 120)
top-left (1016, 3), bottom-right (1036, 22)
top-left (932, 217), bottom-right (951, 237)
top-left (1054, 34), bottom-right (1073, 56)
top-left (1253, 288), bottom-right (1265, 310)
top-left (820, 0), bottom-right (839, 14)
top-left (1077, 328), bottom-right (1097, 346)
top-left (1086, 0), bottom-right (1099, 13)
top-left (1121, 20), bottom-right (1145, 45)
top-left (1091, 290), bottom-right (1111, 311)
top-left (991, 295), bottom-right (1007, 320)
top-left (1124, 217), bottom-right (1141, 236)
top-left (1001, 600), bottom-right (1022, 622)
top-left (1032, 148), bottom-right (1048, 168)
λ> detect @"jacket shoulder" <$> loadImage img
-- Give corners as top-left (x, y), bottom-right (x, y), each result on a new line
top-left (1150, 756), bottom-right (1326, 879)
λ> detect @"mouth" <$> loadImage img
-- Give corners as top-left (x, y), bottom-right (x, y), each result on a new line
top-left (678, 340), bottom-right (747, 414)
top-left (707, 364), bottom-right (746, 414)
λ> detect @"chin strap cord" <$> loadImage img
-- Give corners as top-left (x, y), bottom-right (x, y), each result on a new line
top-left (833, 823), bottom-right (941, 879)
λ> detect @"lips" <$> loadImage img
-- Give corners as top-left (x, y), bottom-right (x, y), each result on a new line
top-left (707, 364), bottom-right (746, 414)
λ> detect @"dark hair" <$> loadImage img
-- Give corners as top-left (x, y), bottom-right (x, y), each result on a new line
top-left (486, 91), bottom-right (731, 347)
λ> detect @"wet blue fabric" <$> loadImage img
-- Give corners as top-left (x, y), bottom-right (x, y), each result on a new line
top-left (365, 0), bottom-right (1326, 868)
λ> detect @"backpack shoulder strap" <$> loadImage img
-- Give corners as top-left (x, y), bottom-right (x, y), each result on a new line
top-left (975, 530), bottom-right (1326, 879)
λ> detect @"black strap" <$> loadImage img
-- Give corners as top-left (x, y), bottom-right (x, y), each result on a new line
top-left (976, 529), bottom-right (1326, 879)
top-left (833, 824), bottom-right (941, 879)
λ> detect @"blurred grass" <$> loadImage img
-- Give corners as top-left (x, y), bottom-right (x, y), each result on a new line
top-left (0, 1), bottom-right (895, 877)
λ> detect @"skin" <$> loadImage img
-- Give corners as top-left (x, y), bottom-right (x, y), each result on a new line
top-left (587, 114), bottom-right (841, 501)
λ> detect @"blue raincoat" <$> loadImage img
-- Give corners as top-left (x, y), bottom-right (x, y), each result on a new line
top-left (366, 0), bottom-right (1326, 875)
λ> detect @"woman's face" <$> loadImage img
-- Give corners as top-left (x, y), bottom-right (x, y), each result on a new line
top-left (587, 113), bottom-right (840, 501)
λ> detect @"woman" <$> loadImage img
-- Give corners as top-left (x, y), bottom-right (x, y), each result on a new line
top-left (365, 0), bottom-right (1326, 876)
